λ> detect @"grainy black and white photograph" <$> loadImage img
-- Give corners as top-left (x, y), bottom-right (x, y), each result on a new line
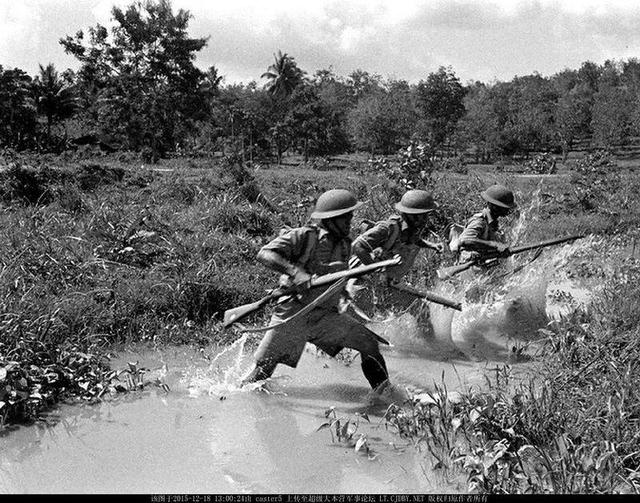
top-left (0, 0), bottom-right (639, 496)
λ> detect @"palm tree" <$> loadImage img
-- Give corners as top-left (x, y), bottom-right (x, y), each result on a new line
top-left (261, 50), bottom-right (304, 99)
top-left (33, 63), bottom-right (76, 144)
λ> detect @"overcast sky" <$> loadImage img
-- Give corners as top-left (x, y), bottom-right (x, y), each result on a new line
top-left (2, 0), bottom-right (640, 85)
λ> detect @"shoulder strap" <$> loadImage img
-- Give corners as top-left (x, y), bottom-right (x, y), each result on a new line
top-left (297, 225), bottom-right (319, 268)
top-left (381, 217), bottom-right (401, 252)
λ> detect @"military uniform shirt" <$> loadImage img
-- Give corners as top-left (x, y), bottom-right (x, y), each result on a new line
top-left (458, 207), bottom-right (504, 262)
top-left (261, 225), bottom-right (351, 308)
top-left (261, 225), bottom-right (350, 275)
top-left (352, 215), bottom-right (426, 281)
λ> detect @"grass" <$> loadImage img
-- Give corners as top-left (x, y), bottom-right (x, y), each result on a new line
top-left (1, 149), bottom-right (640, 494)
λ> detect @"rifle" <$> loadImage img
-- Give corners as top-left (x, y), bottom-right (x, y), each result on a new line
top-left (389, 282), bottom-right (462, 311)
top-left (437, 234), bottom-right (585, 280)
top-left (223, 256), bottom-right (402, 328)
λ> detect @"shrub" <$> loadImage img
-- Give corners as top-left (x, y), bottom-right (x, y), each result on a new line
top-left (569, 151), bottom-right (620, 212)
top-left (435, 154), bottom-right (468, 175)
top-left (54, 184), bottom-right (86, 214)
top-left (204, 193), bottom-right (274, 237)
top-left (75, 163), bottom-right (125, 191)
top-left (365, 156), bottom-right (392, 175)
top-left (0, 163), bottom-right (59, 204)
top-left (396, 140), bottom-right (435, 189)
top-left (524, 153), bottom-right (557, 174)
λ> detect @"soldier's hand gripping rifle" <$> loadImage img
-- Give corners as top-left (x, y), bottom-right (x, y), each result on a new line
top-left (437, 234), bottom-right (585, 280)
top-left (222, 256), bottom-right (403, 328)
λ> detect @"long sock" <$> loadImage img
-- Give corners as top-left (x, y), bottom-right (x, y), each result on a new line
top-left (360, 353), bottom-right (389, 389)
top-left (242, 359), bottom-right (277, 384)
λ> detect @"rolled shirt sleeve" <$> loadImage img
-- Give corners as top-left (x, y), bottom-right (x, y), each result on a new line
top-left (260, 228), bottom-right (306, 262)
top-left (353, 221), bottom-right (395, 256)
top-left (458, 214), bottom-right (488, 244)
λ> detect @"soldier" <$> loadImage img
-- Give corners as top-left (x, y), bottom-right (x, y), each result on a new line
top-left (242, 189), bottom-right (390, 391)
top-left (450, 184), bottom-right (516, 266)
top-left (348, 190), bottom-right (443, 331)
top-left (446, 184), bottom-right (517, 307)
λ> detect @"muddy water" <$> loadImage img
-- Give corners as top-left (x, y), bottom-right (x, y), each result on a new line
top-left (0, 340), bottom-right (466, 494)
top-left (0, 239), bottom-right (593, 495)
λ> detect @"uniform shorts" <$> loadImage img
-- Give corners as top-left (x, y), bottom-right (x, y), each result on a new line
top-left (254, 300), bottom-right (383, 368)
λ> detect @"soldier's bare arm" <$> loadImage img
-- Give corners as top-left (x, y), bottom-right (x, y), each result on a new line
top-left (457, 216), bottom-right (509, 255)
top-left (257, 249), bottom-right (311, 288)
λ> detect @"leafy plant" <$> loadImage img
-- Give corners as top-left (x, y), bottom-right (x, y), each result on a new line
top-left (523, 153), bottom-right (557, 174)
top-left (396, 140), bottom-right (435, 189)
top-left (316, 406), bottom-right (373, 456)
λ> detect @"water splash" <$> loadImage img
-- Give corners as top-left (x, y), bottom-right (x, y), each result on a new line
top-left (445, 236), bottom-right (596, 361)
top-left (185, 335), bottom-right (255, 397)
top-left (509, 183), bottom-right (544, 244)
top-left (432, 187), bottom-right (596, 361)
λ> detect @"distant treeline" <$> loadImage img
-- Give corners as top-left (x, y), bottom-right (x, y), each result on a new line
top-left (1, 0), bottom-right (640, 163)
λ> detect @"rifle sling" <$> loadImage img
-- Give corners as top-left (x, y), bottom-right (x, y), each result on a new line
top-left (238, 278), bottom-right (347, 333)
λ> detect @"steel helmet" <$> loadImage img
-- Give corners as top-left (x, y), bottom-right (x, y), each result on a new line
top-left (310, 189), bottom-right (363, 219)
top-left (481, 184), bottom-right (515, 209)
top-left (394, 190), bottom-right (437, 214)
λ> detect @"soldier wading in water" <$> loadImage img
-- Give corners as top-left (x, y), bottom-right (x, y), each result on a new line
top-left (347, 190), bottom-right (443, 336)
top-left (242, 189), bottom-right (390, 391)
top-left (450, 184), bottom-right (516, 268)
top-left (448, 183), bottom-right (516, 304)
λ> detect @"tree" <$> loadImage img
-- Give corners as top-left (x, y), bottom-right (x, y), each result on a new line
top-left (284, 84), bottom-right (343, 161)
top-left (552, 69), bottom-right (593, 160)
top-left (509, 73), bottom-right (558, 154)
top-left (311, 68), bottom-right (352, 154)
top-left (457, 81), bottom-right (501, 162)
top-left (415, 67), bottom-right (466, 150)
top-left (209, 83), bottom-right (272, 160)
top-left (591, 83), bottom-right (633, 149)
top-left (260, 50), bottom-right (306, 163)
top-left (261, 50), bottom-right (305, 99)
top-left (32, 63), bottom-right (76, 146)
top-left (346, 69), bottom-right (383, 103)
top-left (0, 66), bottom-right (37, 149)
top-left (347, 88), bottom-right (417, 155)
top-left (60, 0), bottom-right (212, 160)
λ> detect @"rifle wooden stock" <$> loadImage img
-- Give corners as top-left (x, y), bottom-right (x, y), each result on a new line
top-left (389, 282), bottom-right (462, 311)
top-left (437, 234), bottom-right (585, 280)
top-left (222, 256), bottom-right (402, 328)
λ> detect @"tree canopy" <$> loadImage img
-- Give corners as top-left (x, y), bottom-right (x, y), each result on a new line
top-left (1, 0), bottom-right (640, 164)
top-left (59, 0), bottom-right (214, 158)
